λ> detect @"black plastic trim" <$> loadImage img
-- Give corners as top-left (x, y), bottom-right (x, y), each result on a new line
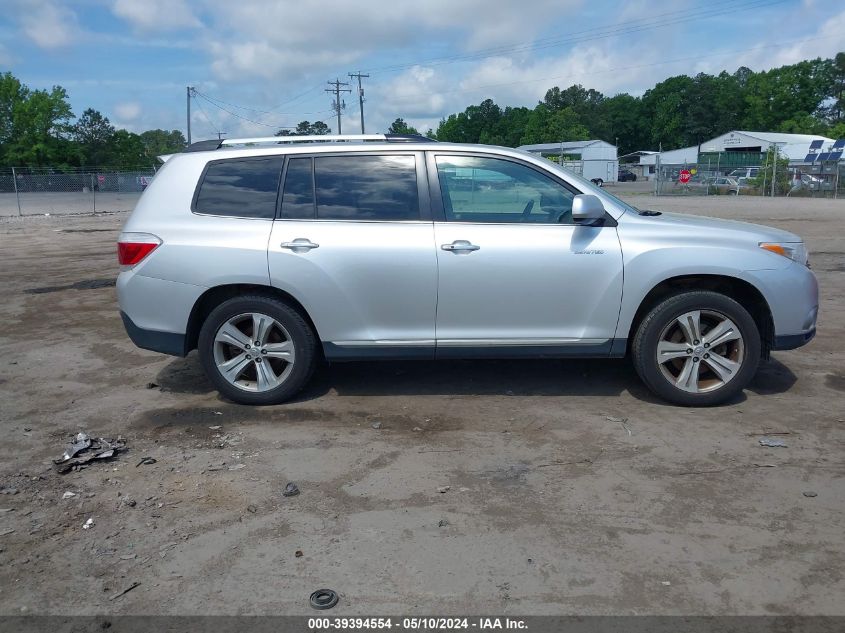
top-left (184, 139), bottom-right (224, 152)
top-left (323, 343), bottom-right (435, 361)
top-left (121, 312), bottom-right (187, 357)
top-left (385, 134), bottom-right (437, 143)
top-left (323, 340), bottom-right (626, 361)
top-left (772, 328), bottom-right (816, 351)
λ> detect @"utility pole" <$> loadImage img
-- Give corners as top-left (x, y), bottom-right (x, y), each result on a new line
top-left (326, 79), bottom-right (351, 134)
top-left (348, 72), bottom-right (369, 134)
top-left (217, 131), bottom-right (227, 140)
top-left (186, 86), bottom-right (193, 145)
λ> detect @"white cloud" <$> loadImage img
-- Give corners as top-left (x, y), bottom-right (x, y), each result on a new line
top-left (201, 0), bottom-right (581, 82)
top-left (112, 0), bottom-right (200, 31)
top-left (114, 101), bottom-right (142, 121)
top-left (19, 0), bottom-right (77, 49)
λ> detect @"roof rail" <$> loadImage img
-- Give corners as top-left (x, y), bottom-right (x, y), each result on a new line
top-left (182, 133), bottom-right (436, 153)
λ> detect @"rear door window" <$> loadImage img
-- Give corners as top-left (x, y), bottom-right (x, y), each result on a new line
top-left (314, 155), bottom-right (419, 221)
top-left (194, 156), bottom-right (283, 219)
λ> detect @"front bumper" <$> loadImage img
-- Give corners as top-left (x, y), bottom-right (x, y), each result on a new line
top-left (772, 327), bottom-right (816, 351)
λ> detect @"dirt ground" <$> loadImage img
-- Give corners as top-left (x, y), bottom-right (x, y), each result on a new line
top-left (0, 195), bottom-right (843, 616)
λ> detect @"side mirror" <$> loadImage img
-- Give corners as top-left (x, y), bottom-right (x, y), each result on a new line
top-left (571, 194), bottom-right (606, 222)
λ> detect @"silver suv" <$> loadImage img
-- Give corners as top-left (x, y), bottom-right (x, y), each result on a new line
top-left (117, 134), bottom-right (818, 406)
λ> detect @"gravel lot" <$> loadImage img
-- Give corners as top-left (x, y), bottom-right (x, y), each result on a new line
top-left (0, 195), bottom-right (843, 616)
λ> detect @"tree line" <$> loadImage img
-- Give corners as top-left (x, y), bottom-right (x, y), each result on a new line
top-left (2, 52), bottom-right (843, 168)
top-left (0, 72), bottom-right (185, 169)
top-left (427, 53), bottom-right (845, 153)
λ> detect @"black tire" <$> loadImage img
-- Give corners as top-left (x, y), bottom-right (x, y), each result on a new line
top-left (632, 291), bottom-right (760, 406)
top-left (198, 295), bottom-right (318, 405)
top-left (593, 178), bottom-right (603, 187)
top-left (631, 175), bottom-right (637, 182)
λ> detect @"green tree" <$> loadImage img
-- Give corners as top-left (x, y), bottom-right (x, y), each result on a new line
top-left (107, 129), bottom-right (148, 168)
top-left (387, 118), bottom-right (419, 135)
top-left (276, 121), bottom-right (331, 136)
top-left (139, 129), bottom-right (186, 158)
top-left (74, 108), bottom-right (115, 165)
top-left (520, 105), bottom-right (589, 145)
top-left (0, 72), bottom-right (74, 167)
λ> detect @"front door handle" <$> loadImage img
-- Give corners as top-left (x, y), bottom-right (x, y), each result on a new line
top-left (281, 238), bottom-right (319, 252)
top-left (441, 240), bottom-right (480, 253)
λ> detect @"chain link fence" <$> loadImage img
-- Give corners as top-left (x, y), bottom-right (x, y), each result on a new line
top-left (0, 167), bottom-right (157, 217)
top-left (650, 155), bottom-right (844, 198)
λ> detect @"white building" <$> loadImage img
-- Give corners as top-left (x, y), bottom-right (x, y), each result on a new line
top-left (518, 140), bottom-right (619, 183)
top-left (638, 131), bottom-right (836, 179)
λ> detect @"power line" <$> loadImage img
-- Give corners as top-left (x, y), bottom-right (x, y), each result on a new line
top-left (363, 0), bottom-right (786, 75)
top-left (348, 72), bottom-right (369, 134)
top-left (192, 89), bottom-right (333, 130)
top-left (385, 34), bottom-right (839, 105)
top-left (325, 79), bottom-right (351, 134)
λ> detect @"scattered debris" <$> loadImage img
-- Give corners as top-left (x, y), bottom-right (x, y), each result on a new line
top-left (295, 550), bottom-right (303, 558)
top-left (0, 528), bottom-right (15, 537)
top-left (123, 498), bottom-right (137, 507)
top-left (54, 433), bottom-right (126, 473)
top-left (607, 416), bottom-right (632, 435)
top-left (61, 491), bottom-right (77, 499)
top-left (310, 588), bottom-right (339, 610)
top-left (208, 425), bottom-right (222, 431)
top-left (412, 427), bottom-right (422, 432)
top-left (371, 422), bottom-right (382, 430)
top-left (82, 518), bottom-right (94, 530)
top-left (0, 488), bottom-right (19, 495)
top-left (247, 504), bottom-right (258, 513)
top-left (135, 457), bottom-right (157, 467)
top-left (228, 464), bottom-right (245, 471)
top-left (437, 486), bottom-right (451, 493)
top-left (759, 437), bottom-right (788, 448)
top-left (283, 482), bottom-right (300, 497)
top-left (438, 519), bottom-right (449, 528)
top-left (803, 491), bottom-right (818, 498)
top-left (109, 582), bottom-right (140, 601)
top-left (145, 382), bottom-right (158, 389)
top-left (213, 411), bottom-right (223, 416)
top-left (119, 554), bottom-right (137, 560)
top-left (661, 581), bottom-right (671, 586)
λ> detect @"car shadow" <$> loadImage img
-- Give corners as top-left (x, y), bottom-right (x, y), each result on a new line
top-left (155, 353), bottom-right (798, 406)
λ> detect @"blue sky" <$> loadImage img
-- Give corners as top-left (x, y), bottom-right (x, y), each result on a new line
top-left (1, 0), bottom-right (843, 139)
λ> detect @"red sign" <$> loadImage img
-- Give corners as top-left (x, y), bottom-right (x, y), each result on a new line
top-left (679, 169), bottom-right (691, 184)
top-left (97, 175), bottom-right (105, 183)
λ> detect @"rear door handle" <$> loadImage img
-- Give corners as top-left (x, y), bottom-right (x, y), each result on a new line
top-left (281, 238), bottom-right (319, 252)
top-left (441, 240), bottom-right (480, 253)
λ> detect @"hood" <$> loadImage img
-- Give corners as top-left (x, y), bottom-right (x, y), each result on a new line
top-left (628, 211), bottom-right (802, 244)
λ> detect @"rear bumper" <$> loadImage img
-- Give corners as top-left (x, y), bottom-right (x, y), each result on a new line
top-left (121, 312), bottom-right (187, 357)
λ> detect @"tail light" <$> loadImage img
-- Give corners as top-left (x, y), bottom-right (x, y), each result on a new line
top-left (118, 232), bottom-right (161, 268)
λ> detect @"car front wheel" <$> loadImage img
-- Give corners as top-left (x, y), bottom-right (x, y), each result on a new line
top-left (632, 291), bottom-right (760, 406)
top-left (198, 295), bottom-right (318, 405)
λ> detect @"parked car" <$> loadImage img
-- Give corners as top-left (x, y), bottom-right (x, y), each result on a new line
top-left (729, 167), bottom-right (761, 180)
top-left (708, 176), bottom-right (746, 195)
top-left (618, 169), bottom-right (637, 182)
top-left (118, 134), bottom-right (817, 407)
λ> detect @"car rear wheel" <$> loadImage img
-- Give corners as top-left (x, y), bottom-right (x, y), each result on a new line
top-left (198, 295), bottom-right (318, 405)
top-left (632, 291), bottom-right (760, 406)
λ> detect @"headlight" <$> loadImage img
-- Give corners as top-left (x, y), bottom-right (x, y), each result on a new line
top-left (759, 242), bottom-right (809, 267)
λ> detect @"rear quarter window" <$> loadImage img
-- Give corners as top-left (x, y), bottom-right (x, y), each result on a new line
top-left (193, 156), bottom-right (284, 219)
